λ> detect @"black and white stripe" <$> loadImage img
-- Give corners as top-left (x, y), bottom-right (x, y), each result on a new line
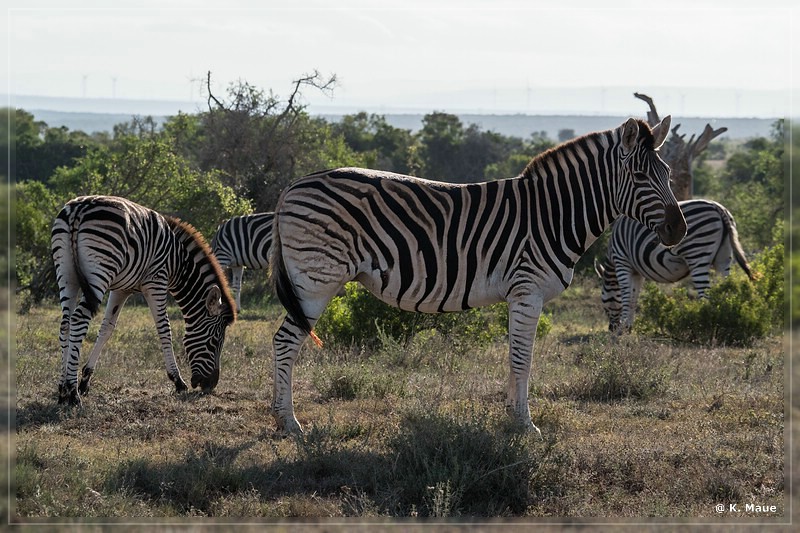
top-left (270, 117), bottom-right (686, 435)
top-left (51, 195), bottom-right (237, 405)
top-left (596, 199), bottom-right (753, 332)
top-left (211, 213), bottom-right (274, 311)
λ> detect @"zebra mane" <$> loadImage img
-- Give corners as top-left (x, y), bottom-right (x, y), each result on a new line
top-left (521, 118), bottom-right (656, 180)
top-left (166, 216), bottom-right (237, 320)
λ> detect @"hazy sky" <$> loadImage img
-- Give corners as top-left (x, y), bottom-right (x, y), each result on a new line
top-left (4, 0), bottom-right (798, 117)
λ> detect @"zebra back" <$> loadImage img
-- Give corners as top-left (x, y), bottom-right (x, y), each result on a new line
top-left (211, 213), bottom-right (274, 270)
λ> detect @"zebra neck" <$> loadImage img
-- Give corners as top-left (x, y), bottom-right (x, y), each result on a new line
top-left (524, 135), bottom-right (622, 269)
top-left (166, 224), bottom-right (232, 318)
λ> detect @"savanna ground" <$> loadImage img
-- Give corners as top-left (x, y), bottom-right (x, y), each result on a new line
top-left (8, 278), bottom-right (794, 528)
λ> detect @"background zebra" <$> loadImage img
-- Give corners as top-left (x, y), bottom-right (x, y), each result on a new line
top-left (211, 213), bottom-right (274, 312)
top-left (269, 116), bottom-right (686, 435)
top-left (595, 198), bottom-right (754, 333)
top-left (51, 195), bottom-right (237, 406)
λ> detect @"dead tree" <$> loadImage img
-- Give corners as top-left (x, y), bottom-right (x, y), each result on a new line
top-left (201, 71), bottom-right (338, 212)
top-left (634, 92), bottom-right (727, 201)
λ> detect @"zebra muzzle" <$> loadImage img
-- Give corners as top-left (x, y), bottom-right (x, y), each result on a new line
top-left (656, 205), bottom-right (687, 247)
top-left (191, 367), bottom-right (220, 392)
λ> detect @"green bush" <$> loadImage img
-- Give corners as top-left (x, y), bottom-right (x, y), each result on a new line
top-left (751, 240), bottom-right (785, 328)
top-left (791, 249), bottom-right (800, 328)
top-left (634, 242), bottom-right (784, 345)
top-left (569, 340), bottom-right (669, 402)
top-left (385, 410), bottom-right (553, 517)
top-left (314, 283), bottom-right (550, 348)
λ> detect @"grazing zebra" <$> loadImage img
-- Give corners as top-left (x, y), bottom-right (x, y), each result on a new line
top-left (270, 116), bottom-right (686, 435)
top-left (595, 199), bottom-right (754, 333)
top-left (51, 195), bottom-right (237, 406)
top-left (211, 213), bottom-right (274, 312)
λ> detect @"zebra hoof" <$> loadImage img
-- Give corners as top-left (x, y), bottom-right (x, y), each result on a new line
top-left (168, 371), bottom-right (188, 393)
top-left (273, 413), bottom-right (303, 435)
top-left (78, 368), bottom-right (94, 395)
top-left (58, 383), bottom-right (82, 406)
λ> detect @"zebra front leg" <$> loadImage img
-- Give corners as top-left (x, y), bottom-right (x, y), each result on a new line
top-left (79, 290), bottom-right (130, 395)
top-left (271, 316), bottom-right (306, 434)
top-left (142, 284), bottom-right (187, 392)
top-left (504, 296), bottom-right (543, 437)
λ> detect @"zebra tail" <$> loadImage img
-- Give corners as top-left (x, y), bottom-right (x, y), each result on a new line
top-left (67, 207), bottom-right (102, 316)
top-left (721, 206), bottom-right (755, 281)
top-left (271, 214), bottom-right (323, 348)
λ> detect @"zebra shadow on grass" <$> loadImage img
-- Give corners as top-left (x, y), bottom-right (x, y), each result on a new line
top-left (15, 400), bottom-right (65, 429)
top-left (102, 411), bottom-right (566, 517)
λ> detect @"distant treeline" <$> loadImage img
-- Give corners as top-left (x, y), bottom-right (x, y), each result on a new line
top-left (28, 109), bottom-right (776, 141)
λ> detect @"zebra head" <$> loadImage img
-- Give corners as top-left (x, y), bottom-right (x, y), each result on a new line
top-left (615, 116), bottom-right (687, 247)
top-left (594, 259), bottom-right (622, 332)
top-left (183, 284), bottom-right (236, 392)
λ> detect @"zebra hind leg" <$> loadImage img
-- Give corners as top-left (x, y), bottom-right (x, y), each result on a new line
top-left (79, 290), bottom-right (130, 395)
top-left (271, 315), bottom-right (314, 435)
top-left (59, 298), bottom-right (96, 406)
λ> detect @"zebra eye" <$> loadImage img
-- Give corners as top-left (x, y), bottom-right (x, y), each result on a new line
top-left (633, 171), bottom-right (650, 183)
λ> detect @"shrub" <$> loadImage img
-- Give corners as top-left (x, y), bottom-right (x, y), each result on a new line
top-left (311, 362), bottom-right (405, 401)
top-left (634, 246), bottom-right (783, 346)
top-left (569, 340), bottom-right (669, 402)
top-left (751, 240), bottom-right (785, 328)
top-left (385, 409), bottom-right (559, 517)
top-left (316, 283), bottom-right (551, 349)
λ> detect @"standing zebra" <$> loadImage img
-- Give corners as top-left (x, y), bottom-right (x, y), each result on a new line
top-left (270, 117), bottom-right (686, 435)
top-left (51, 195), bottom-right (237, 406)
top-left (212, 213), bottom-right (274, 312)
top-left (595, 199), bottom-right (753, 333)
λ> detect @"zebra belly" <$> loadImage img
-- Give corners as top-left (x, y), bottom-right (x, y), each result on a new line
top-left (354, 268), bottom-right (504, 313)
top-left (639, 260), bottom-right (690, 283)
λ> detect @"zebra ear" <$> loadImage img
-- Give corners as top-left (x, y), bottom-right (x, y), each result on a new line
top-left (594, 258), bottom-right (605, 278)
top-left (205, 285), bottom-right (223, 316)
top-left (651, 115), bottom-right (671, 149)
top-left (621, 118), bottom-right (639, 152)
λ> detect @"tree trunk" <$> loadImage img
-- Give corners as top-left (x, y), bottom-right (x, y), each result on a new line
top-left (633, 93), bottom-right (727, 201)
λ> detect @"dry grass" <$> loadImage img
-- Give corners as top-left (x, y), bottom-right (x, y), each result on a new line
top-left (11, 280), bottom-right (790, 525)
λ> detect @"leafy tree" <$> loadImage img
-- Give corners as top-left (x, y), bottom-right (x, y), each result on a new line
top-left (10, 109), bottom-right (96, 183)
top-left (14, 181), bottom-right (61, 305)
top-left (558, 129), bottom-right (575, 142)
top-left (716, 120), bottom-right (784, 250)
top-left (331, 112), bottom-right (419, 174)
top-left (484, 132), bottom-right (554, 181)
top-left (189, 72), bottom-right (366, 212)
top-left (418, 112), bottom-right (533, 184)
top-left (419, 112), bottom-right (466, 182)
top-left (49, 123), bottom-right (250, 238)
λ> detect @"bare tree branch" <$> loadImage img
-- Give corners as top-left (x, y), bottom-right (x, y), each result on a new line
top-left (206, 71), bottom-right (225, 111)
top-left (633, 92), bottom-right (661, 126)
top-left (690, 124), bottom-right (728, 158)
